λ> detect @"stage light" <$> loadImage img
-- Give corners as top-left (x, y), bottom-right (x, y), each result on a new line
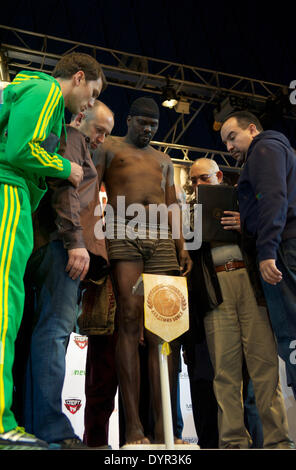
top-left (213, 97), bottom-right (236, 131)
top-left (213, 95), bottom-right (254, 131)
top-left (161, 78), bottom-right (178, 108)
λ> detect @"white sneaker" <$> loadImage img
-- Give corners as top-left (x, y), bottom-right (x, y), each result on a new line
top-left (0, 427), bottom-right (49, 450)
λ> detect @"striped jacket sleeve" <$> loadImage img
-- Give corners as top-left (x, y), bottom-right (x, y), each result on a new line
top-left (4, 77), bottom-right (71, 179)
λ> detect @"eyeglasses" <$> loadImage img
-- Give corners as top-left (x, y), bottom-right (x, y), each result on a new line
top-left (190, 172), bottom-right (216, 184)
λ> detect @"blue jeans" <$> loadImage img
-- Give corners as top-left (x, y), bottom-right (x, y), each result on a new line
top-left (24, 240), bottom-right (80, 442)
top-left (261, 238), bottom-right (296, 399)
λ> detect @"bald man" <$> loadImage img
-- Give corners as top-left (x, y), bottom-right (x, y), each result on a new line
top-left (22, 101), bottom-right (114, 449)
top-left (186, 158), bottom-right (292, 449)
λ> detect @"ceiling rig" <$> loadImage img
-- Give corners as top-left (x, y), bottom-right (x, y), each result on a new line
top-left (0, 24), bottom-right (293, 167)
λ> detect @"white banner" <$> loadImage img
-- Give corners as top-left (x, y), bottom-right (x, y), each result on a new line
top-left (63, 334), bottom-right (296, 448)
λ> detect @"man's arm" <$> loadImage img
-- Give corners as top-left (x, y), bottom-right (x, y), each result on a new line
top-left (50, 130), bottom-right (90, 280)
top-left (165, 159), bottom-right (193, 276)
top-left (4, 80), bottom-right (83, 186)
top-left (247, 141), bottom-right (287, 284)
top-left (93, 141), bottom-right (107, 186)
top-left (221, 210), bottom-right (282, 284)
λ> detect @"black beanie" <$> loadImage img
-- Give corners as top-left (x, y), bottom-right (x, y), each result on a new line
top-left (129, 97), bottom-right (159, 119)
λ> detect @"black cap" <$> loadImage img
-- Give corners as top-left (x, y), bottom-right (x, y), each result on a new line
top-left (129, 97), bottom-right (159, 119)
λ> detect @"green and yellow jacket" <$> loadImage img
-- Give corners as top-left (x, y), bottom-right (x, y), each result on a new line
top-left (0, 70), bottom-right (71, 211)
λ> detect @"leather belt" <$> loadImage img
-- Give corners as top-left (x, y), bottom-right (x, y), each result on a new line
top-left (215, 260), bottom-right (245, 273)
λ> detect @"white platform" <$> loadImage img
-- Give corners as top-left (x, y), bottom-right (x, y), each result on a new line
top-left (121, 444), bottom-right (200, 450)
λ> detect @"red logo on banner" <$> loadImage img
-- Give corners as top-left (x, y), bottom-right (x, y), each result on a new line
top-left (64, 398), bottom-right (82, 415)
top-left (74, 335), bottom-right (88, 349)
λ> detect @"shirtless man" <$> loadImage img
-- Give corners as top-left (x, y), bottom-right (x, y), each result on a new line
top-left (94, 97), bottom-right (192, 444)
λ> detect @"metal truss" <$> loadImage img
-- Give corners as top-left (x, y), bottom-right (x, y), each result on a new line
top-left (152, 140), bottom-right (238, 169)
top-left (0, 24), bottom-right (289, 168)
top-left (0, 25), bottom-right (289, 105)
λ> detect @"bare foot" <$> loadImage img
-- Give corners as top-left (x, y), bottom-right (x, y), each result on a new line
top-left (174, 437), bottom-right (188, 444)
top-left (126, 437), bottom-right (151, 445)
top-left (153, 436), bottom-right (188, 445)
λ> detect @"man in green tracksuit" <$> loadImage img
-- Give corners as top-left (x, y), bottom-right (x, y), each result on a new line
top-left (0, 52), bottom-right (106, 449)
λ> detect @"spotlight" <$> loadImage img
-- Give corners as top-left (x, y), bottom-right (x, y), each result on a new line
top-left (161, 78), bottom-right (178, 108)
top-left (213, 95), bottom-right (253, 131)
top-left (213, 97), bottom-right (236, 131)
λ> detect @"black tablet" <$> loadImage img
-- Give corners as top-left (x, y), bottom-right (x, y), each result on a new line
top-left (197, 184), bottom-right (239, 243)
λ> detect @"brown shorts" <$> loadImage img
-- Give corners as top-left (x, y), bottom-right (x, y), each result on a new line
top-left (106, 220), bottom-right (180, 274)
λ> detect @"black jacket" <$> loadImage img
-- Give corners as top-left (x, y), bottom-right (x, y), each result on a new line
top-left (238, 130), bottom-right (296, 262)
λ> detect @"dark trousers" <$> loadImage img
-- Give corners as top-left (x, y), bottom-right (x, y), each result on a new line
top-left (83, 334), bottom-right (118, 447)
top-left (189, 377), bottom-right (218, 448)
top-left (261, 238), bottom-right (296, 399)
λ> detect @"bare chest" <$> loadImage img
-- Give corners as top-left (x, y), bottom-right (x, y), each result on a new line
top-left (106, 148), bottom-right (168, 180)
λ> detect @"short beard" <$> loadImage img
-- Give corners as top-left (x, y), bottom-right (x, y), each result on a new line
top-left (136, 137), bottom-right (150, 149)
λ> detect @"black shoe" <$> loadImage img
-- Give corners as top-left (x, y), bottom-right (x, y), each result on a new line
top-left (267, 440), bottom-right (296, 450)
top-left (0, 427), bottom-right (48, 450)
top-left (49, 437), bottom-right (89, 450)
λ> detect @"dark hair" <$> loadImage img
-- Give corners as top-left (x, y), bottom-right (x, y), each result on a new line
top-left (52, 52), bottom-right (107, 89)
top-left (222, 110), bottom-right (263, 132)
